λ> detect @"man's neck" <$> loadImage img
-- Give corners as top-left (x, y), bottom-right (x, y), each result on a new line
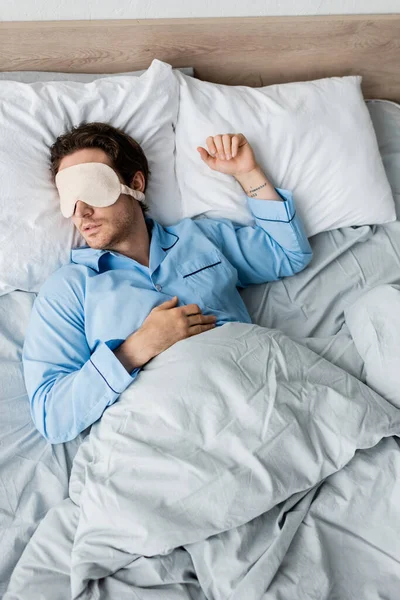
top-left (105, 218), bottom-right (152, 267)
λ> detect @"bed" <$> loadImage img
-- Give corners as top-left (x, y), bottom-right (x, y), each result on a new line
top-left (1, 14), bottom-right (400, 600)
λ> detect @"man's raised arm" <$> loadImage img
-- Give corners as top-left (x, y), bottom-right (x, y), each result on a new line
top-left (195, 134), bottom-right (312, 286)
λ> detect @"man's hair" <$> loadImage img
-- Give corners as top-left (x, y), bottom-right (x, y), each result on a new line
top-left (49, 121), bottom-right (150, 215)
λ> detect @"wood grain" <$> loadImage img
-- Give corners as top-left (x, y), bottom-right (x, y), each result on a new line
top-left (0, 15), bottom-right (399, 99)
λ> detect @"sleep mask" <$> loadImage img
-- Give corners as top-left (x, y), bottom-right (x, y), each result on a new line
top-left (55, 162), bottom-right (146, 218)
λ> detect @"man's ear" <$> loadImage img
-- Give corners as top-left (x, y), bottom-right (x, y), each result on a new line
top-left (130, 170), bottom-right (145, 193)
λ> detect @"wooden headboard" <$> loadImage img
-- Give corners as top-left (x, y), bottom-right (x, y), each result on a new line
top-left (0, 15), bottom-right (399, 100)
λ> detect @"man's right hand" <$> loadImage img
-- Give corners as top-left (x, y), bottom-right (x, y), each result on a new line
top-left (113, 296), bottom-right (217, 373)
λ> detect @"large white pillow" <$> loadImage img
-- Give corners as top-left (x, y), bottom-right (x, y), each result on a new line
top-left (174, 71), bottom-right (396, 236)
top-left (0, 58), bottom-right (181, 296)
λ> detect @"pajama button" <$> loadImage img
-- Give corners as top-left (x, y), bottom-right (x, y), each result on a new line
top-left (155, 284), bottom-right (162, 291)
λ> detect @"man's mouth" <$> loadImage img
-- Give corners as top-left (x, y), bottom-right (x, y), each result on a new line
top-left (83, 224), bottom-right (101, 232)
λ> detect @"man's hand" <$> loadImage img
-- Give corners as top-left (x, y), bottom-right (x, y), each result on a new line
top-left (113, 297), bottom-right (217, 373)
top-left (197, 133), bottom-right (258, 177)
top-left (197, 133), bottom-right (282, 201)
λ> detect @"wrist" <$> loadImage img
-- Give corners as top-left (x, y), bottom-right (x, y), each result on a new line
top-left (113, 330), bottom-right (153, 373)
top-left (234, 166), bottom-right (282, 201)
top-left (233, 165), bottom-right (263, 186)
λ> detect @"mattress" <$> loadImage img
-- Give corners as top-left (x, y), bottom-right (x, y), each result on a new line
top-left (1, 98), bottom-right (400, 598)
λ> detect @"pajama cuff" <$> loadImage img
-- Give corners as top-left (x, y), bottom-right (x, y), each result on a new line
top-left (90, 340), bottom-right (140, 396)
top-left (247, 188), bottom-right (296, 223)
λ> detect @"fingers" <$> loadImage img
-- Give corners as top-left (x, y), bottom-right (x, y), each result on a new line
top-left (152, 296), bottom-right (179, 311)
top-left (155, 299), bottom-right (215, 319)
top-left (181, 303), bottom-right (202, 316)
top-left (213, 135), bottom-right (225, 160)
top-left (222, 134), bottom-right (231, 159)
top-left (180, 304), bottom-right (217, 333)
top-left (206, 136), bottom-right (217, 156)
top-left (188, 323), bottom-right (217, 336)
top-left (197, 146), bottom-right (215, 166)
top-left (231, 134), bottom-right (240, 158)
top-left (204, 134), bottom-right (246, 160)
top-left (187, 313), bottom-right (217, 327)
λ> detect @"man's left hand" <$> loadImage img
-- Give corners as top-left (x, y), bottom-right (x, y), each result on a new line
top-left (197, 133), bottom-right (258, 178)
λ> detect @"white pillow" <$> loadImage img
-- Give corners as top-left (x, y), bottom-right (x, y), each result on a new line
top-left (344, 284), bottom-right (400, 409)
top-left (174, 71), bottom-right (396, 236)
top-left (0, 58), bottom-right (181, 296)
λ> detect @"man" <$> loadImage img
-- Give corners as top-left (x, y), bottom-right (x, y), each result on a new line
top-left (22, 122), bottom-right (312, 444)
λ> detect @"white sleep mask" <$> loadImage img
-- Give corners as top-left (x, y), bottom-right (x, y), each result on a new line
top-left (55, 162), bottom-right (146, 218)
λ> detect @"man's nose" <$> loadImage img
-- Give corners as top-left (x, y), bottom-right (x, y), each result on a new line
top-left (74, 200), bottom-right (93, 216)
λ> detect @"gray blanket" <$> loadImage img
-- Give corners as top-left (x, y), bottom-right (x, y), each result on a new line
top-left (6, 322), bottom-right (400, 599)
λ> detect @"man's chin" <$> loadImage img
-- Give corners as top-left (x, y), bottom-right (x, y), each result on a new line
top-left (84, 234), bottom-right (106, 249)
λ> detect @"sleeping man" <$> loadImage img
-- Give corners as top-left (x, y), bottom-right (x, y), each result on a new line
top-left (22, 122), bottom-right (312, 444)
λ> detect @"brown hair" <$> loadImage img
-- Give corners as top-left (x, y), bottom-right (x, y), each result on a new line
top-left (49, 121), bottom-right (150, 215)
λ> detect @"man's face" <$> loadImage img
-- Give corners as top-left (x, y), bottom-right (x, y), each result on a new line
top-left (58, 147), bottom-right (143, 250)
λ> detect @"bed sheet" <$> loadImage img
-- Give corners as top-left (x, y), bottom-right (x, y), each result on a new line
top-left (1, 100), bottom-right (400, 597)
top-left (240, 221), bottom-right (400, 373)
top-left (0, 292), bottom-right (85, 597)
